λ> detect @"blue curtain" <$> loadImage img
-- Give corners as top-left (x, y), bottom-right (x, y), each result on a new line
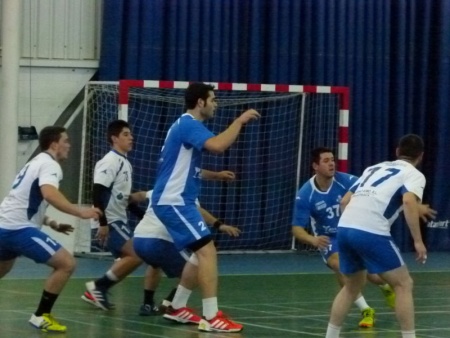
top-left (99, 0), bottom-right (450, 251)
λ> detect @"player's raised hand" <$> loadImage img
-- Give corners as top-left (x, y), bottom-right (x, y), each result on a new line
top-left (314, 235), bottom-right (330, 250)
top-left (418, 204), bottom-right (437, 223)
top-left (238, 109), bottom-right (260, 125)
top-left (414, 241), bottom-right (427, 264)
top-left (218, 224), bottom-right (241, 237)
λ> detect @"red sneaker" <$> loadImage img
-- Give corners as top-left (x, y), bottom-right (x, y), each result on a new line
top-left (163, 306), bottom-right (201, 324)
top-left (198, 311), bottom-right (243, 332)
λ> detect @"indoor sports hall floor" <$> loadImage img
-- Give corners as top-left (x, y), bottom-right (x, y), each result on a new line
top-left (2, 252), bottom-right (450, 337)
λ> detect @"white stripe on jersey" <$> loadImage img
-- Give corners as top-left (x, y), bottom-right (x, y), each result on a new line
top-left (158, 146), bottom-right (192, 205)
top-left (172, 205), bottom-right (202, 240)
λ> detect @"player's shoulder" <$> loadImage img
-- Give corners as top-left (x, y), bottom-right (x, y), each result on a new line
top-left (298, 177), bottom-right (315, 197)
top-left (335, 171), bottom-right (358, 182)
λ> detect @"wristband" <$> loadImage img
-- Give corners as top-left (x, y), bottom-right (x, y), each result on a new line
top-left (213, 220), bottom-right (223, 229)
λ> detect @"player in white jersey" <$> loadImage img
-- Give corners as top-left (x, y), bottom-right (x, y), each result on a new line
top-left (326, 134), bottom-right (431, 338)
top-left (132, 190), bottom-right (240, 322)
top-left (0, 126), bottom-right (101, 333)
top-left (292, 147), bottom-right (396, 328)
top-left (81, 120), bottom-right (145, 311)
top-left (151, 82), bottom-right (259, 332)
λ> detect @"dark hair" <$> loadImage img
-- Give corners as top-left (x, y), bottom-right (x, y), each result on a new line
top-left (311, 147), bottom-right (334, 165)
top-left (185, 83), bottom-right (215, 110)
top-left (107, 120), bottom-right (130, 145)
top-left (397, 134), bottom-right (424, 160)
top-left (39, 126), bottom-right (66, 150)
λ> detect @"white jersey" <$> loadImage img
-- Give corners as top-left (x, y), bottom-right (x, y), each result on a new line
top-left (0, 152), bottom-right (62, 230)
top-left (134, 190), bottom-right (201, 241)
top-left (339, 159), bottom-right (425, 236)
top-left (94, 150), bottom-right (132, 224)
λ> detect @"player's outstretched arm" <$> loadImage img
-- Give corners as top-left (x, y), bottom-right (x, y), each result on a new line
top-left (292, 225), bottom-right (329, 249)
top-left (198, 206), bottom-right (241, 237)
top-left (204, 109), bottom-right (260, 154)
top-left (201, 169), bottom-right (236, 182)
top-left (403, 192), bottom-right (427, 263)
top-left (129, 191), bottom-right (148, 203)
top-left (41, 184), bottom-right (102, 220)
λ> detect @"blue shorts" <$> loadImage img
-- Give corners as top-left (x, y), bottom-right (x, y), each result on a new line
top-left (0, 227), bottom-right (62, 263)
top-left (133, 237), bottom-right (190, 278)
top-left (338, 227), bottom-right (404, 274)
top-left (107, 221), bottom-right (132, 258)
top-left (152, 205), bottom-right (211, 251)
top-left (319, 236), bottom-right (339, 264)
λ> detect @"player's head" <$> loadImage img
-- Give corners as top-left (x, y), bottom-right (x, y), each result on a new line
top-left (311, 147), bottom-right (335, 178)
top-left (39, 126), bottom-right (70, 161)
top-left (396, 134), bottom-right (424, 165)
top-left (185, 83), bottom-right (217, 120)
top-left (107, 120), bottom-right (133, 154)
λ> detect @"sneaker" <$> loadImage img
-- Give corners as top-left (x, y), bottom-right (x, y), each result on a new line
top-left (198, 311), bottom-right (243, 332)
top-left (81, 290), bottom-right (116, 309)
top-left (380, 285), bottom-right (396, 309)
top-left (163, 306), bottom-right (202, 324)
top-left (359, 308), bottom-right (375, 328)
top-left (83, 281), bottom-right (113, 310)
top-left (139, 303), bottom-right (160, 316)
top-left (29, 313), bottom-right (67, 333)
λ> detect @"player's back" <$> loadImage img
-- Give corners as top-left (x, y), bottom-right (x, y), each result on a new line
top-left (339, 160), bottom-right (425, 236)
top-left (0, 152), bottom-right (62, 229)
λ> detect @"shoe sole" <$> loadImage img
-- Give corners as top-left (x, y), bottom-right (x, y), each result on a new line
top-left (163, 314), bottom-right (199, 324)
top-left (198, 325), bottom-right (243, 332)
top-left (29, 322), bottom-right (67, 333)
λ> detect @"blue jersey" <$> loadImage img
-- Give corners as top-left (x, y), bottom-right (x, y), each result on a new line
top-left (292, 172), bottom-right (357, 237)
top-left (152, 113), bottom-right (214, 206)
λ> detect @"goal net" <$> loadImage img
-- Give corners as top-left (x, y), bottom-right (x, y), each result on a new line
top-left (77, 80), bottom-right (349, 254)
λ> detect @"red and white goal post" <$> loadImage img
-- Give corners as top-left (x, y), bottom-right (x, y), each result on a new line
top-left (78, 80), bottom-right (349, 254)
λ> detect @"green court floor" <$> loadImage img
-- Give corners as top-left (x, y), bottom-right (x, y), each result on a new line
top-left (1, 253), bottom-right (450, 337)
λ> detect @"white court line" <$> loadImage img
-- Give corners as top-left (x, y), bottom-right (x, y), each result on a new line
top-left (237, 320), bottom-right (325, 336)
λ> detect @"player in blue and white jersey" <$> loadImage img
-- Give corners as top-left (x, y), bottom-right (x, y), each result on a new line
top-left (296, 147), bottom-right (434, 334)
top-left (81, 120), bottom-right (145, 311)
top-left (132, 190), bottom-right (240, 323)
top-left (0, 126), bottom-right (101, 333)
top-left (152, 82), bottom-right (259, 332)
top-left (292, 147), bottom-right (395, 328)
top-left (326, 134), bottom-right (430, 338)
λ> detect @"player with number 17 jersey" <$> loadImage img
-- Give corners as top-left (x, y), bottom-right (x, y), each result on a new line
top-left (0, 152), bottom-right (62, 229)
top-left (339, 159), bottom-right (425, 235)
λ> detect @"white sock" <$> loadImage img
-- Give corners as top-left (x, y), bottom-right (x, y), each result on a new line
top-left (106, 270), bottom-right (119, 281)
top-left (171, 285), bottom-right (192, 309)
top-left (402, 330), bottom-right (416, 338)
top-left (202, 297), bottom-right (218, 320)
top-left (325, 323), bottom-right (341, 338)
top-left (354, 296), bottom-right (370, 311)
